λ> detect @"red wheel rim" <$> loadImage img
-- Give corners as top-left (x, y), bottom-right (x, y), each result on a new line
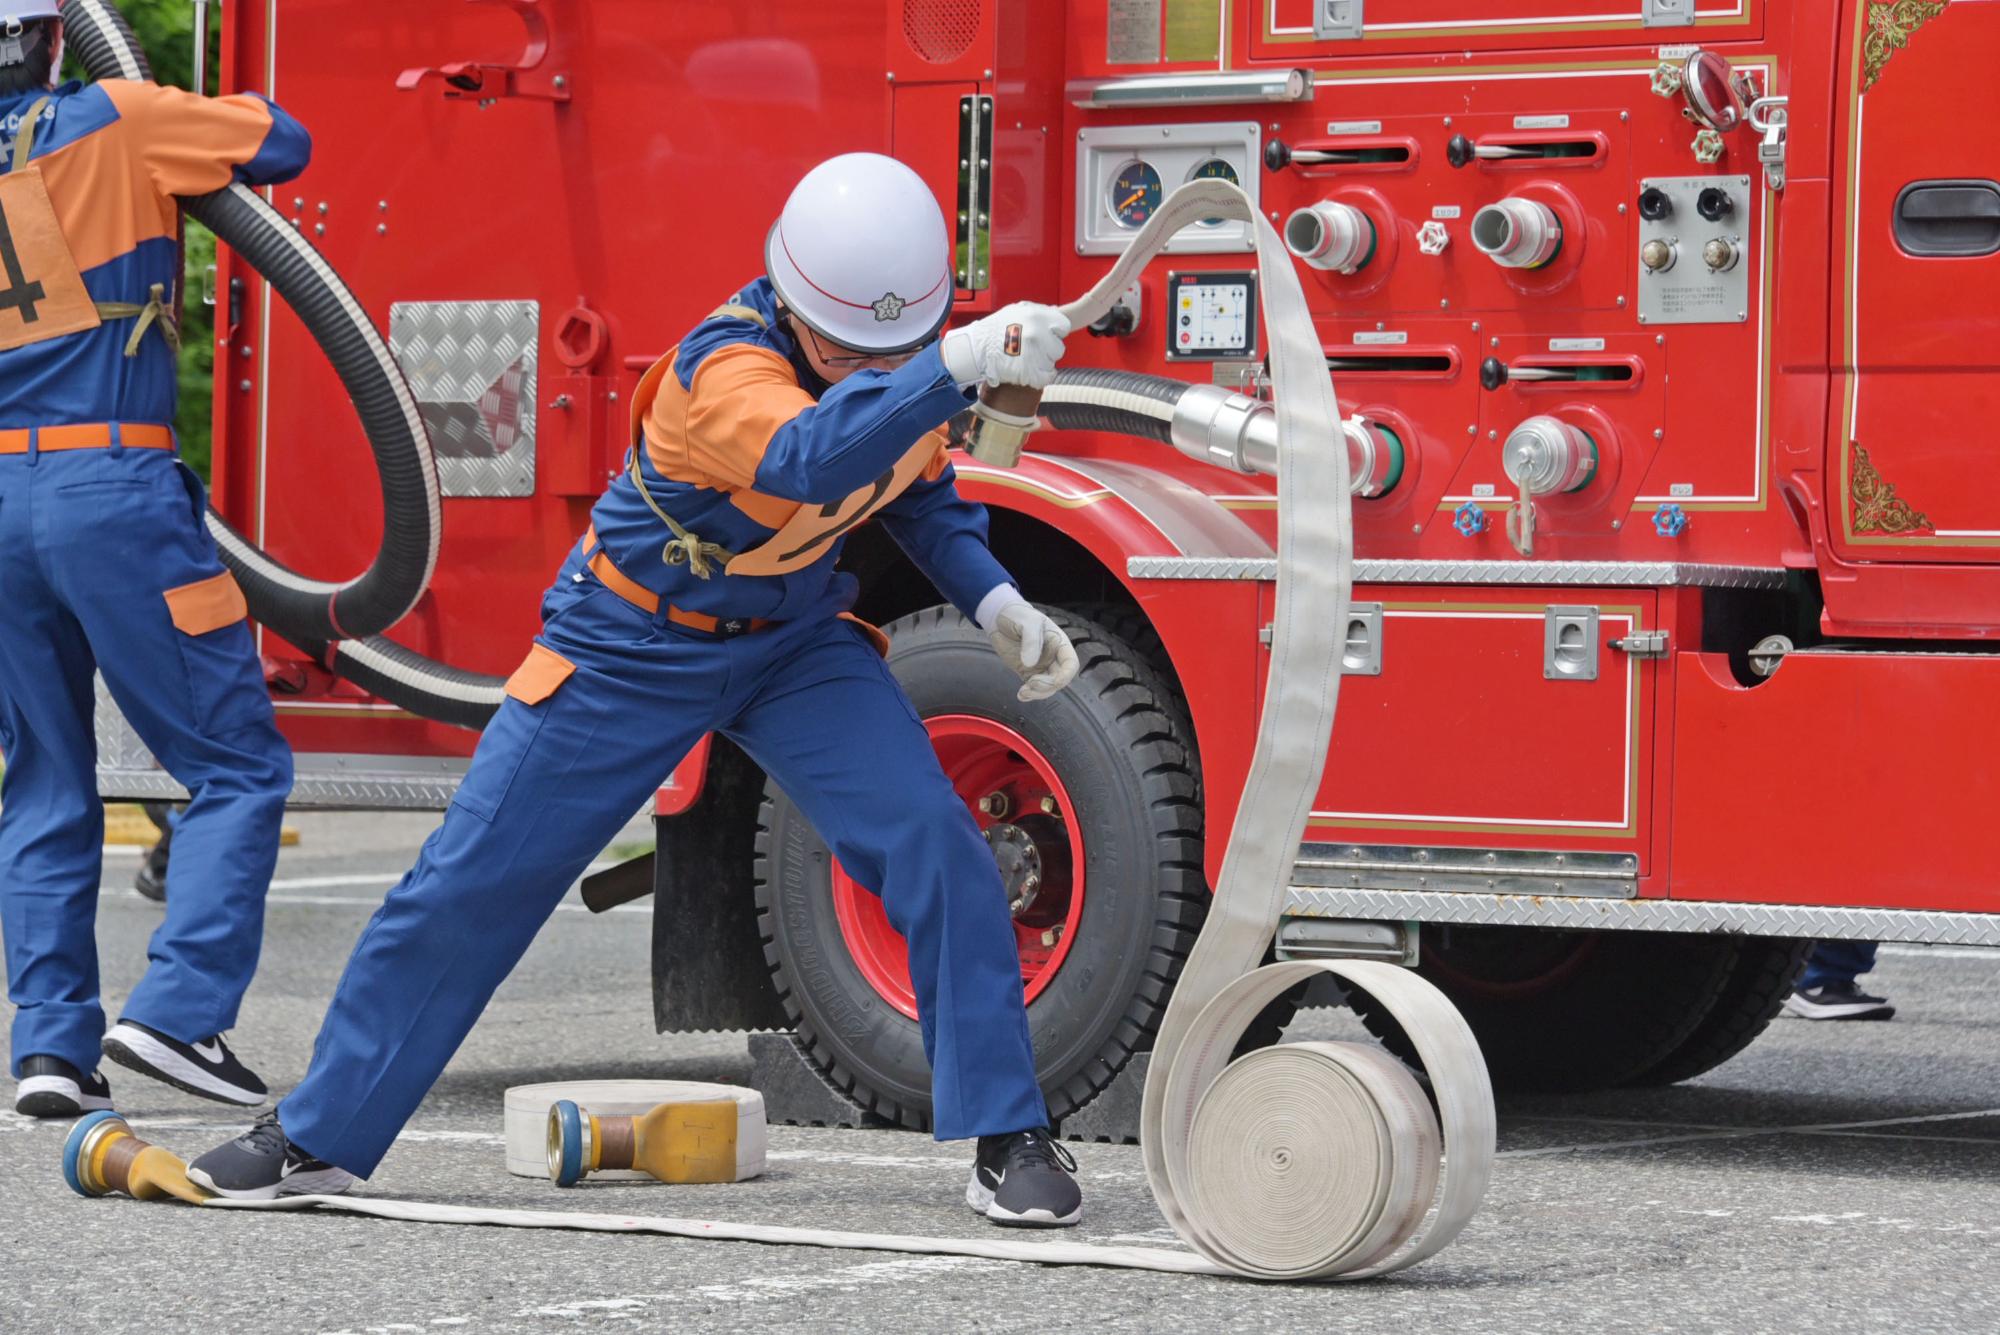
top-left (830, 715), bottom-right (1086, 1021)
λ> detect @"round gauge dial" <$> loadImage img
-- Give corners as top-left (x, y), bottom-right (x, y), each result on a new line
top-left (1188, 157), bottom-right (1240, 226)
top-left (1108, 160), bottom-right (1163, 229)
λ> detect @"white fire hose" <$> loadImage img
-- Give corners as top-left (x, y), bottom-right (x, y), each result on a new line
top-left (75, 181), bottom-right (1495, 1280)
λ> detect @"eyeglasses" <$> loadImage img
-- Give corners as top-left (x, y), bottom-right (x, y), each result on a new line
top-left (789, 318), bottom-right (923, 371)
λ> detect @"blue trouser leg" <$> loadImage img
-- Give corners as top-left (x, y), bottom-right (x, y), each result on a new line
top-left (727, 616), bottom-right (1046, 1141)
top-left (0, 598), bottom-right (108, 1077)
top-left (1799, 940), bottom-right (1880, 991)
top-left (279, 585), bottom-right (715, 1174)
top-left (0, 448), bottom-right (292, 1075)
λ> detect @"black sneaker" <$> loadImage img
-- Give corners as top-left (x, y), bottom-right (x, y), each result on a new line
top-left (966, 1127), bottom-right (1082, 1227)
top-left (14, 1055), bottom-right (115, 1118)
top-left (1783, 982), bottom-right (1896, 1021)
top-left (187, 1115), bottom-right (356, 1200)
top-left (132, 836), bottom-right (170, 903)
top-left (102, 1020), bottom-right (268, 1105)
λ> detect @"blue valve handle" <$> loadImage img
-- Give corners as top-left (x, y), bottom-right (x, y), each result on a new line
top-left (1653, 503), bottom-right (1689, 538)
top-left (1453, 501), bottom-right (1488, 537)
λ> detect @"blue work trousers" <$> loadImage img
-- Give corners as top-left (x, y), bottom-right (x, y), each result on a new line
top-left (0, 443), bottom-right (292, 1077)
top-left (281, 559), bottom-right (1046, 1176)
top-left (1799, 940), bottom-right (1879, 991)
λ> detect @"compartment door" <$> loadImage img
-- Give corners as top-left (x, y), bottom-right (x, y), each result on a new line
top-left (1833, 1), bottom-right (2000, 562)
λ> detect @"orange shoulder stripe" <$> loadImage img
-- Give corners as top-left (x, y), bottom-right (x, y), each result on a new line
top-left (680, 344), bottom-right (816, 492)
top-left (30, 126), bottom-right (175, 275)
top-left (101, 81), bottom-right (279, 200)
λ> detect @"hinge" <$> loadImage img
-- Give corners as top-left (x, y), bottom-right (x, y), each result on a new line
top-left (1314, 0), bottom-right (1363, 40)
top-left (1642, 0), bottom-right (1695, 26)
top-left (1611, 630), bottom-right (1671, 659)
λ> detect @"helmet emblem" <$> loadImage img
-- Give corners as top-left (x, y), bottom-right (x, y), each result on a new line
top-left (871, 292), bottom-right (906, 322)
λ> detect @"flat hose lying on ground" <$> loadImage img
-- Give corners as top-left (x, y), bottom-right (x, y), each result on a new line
top-left (65, 0), bottom-right (507, 726)
top-left (64, 176), bottom-right (1495, 1282)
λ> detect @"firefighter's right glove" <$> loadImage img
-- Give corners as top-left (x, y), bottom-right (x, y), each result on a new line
top-left (941, 303), bottom-right (1072, 391)
top-left (981, 590), bottom-right (1079, 703)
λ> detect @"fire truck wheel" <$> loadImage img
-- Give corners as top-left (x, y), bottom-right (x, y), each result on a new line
top-left (1623, 937), bottom-right (1811, 1086)
top-left (752, 606), bottom-right (1206, 1131)
top-left (1349, 925), bottom-right (1741, 1093)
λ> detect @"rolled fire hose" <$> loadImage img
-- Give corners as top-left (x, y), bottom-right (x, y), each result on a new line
top-left (63, 177), bottom-right (1494, 1281)
top-left (65, 0), bottom-right (511, 727)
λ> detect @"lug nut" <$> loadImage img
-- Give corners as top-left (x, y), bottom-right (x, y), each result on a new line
top-left (978, 792), bottom-right (1010, 818)
top-left (1039, 795), bottom-right (1060, 816)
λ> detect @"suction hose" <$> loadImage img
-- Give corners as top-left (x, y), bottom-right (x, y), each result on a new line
top-left (63, 0), bottom-right (506, 727)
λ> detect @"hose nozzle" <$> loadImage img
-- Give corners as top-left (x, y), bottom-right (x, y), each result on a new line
top-left (63, 1111), bottom-right (212, 1203)
top-left (547, 1097), bottom-right (741, 1188)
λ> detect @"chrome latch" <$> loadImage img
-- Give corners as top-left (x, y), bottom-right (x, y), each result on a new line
top-left (1611, 630), bottom-right (1670, 659)
top-left (1343, 603), bottom-right (1383, 676)
top-left (1314, 0), bottom-right (1363, 40)
top-left (1544, 607), bottom-right (1601, 681)
top-left (1749, 94), bottom-right (1788, 191)
top-left (1642, 0), bottom-right (1695, 25)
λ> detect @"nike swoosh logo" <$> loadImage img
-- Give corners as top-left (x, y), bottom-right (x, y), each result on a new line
top-left (190, 1041), bottom-right (224, 1063)
top-left (981, 1168), bottom-right (1005, 1189)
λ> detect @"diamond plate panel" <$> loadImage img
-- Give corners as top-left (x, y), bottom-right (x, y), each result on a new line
top-left (96, 683), bottom-right (467, 809)
top-left (1285, 888), bottom-right (2000, 947)
top-left (389, 300), bottom-right (540, 499)
top-left (1128, 556), bottom-right (1787, 587)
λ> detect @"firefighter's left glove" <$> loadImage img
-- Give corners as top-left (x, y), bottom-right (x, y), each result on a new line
top-left (980, 590), bottom-right (1079, 703)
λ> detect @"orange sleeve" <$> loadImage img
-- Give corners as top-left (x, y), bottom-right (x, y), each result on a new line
top-left (679, 344), bottom-right (818, 491)
top-left (101, 81), bottom-right (308, 199)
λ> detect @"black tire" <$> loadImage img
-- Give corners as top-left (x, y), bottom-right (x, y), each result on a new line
top-left (752, 606), bottom-right (1206, 1130)
top-left (1352, 925), bottom-right (1741, 1093)
top-left (1623, 937), bottom-right (1810, 1086)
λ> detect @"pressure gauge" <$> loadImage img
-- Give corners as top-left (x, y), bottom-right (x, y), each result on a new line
top-left (1189, 158), bottom-right (1239, 227)
top-left (1109, 160), bottom-right (1163, 229)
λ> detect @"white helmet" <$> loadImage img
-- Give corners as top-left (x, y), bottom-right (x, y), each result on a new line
top-left (765, 153), bottom-right (954, 356)
top-left (1, 2), bottom-right (62, 22)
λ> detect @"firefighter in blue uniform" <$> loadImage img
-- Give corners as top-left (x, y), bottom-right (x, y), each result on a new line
top-left (0, 2), bottom-right (311, 1117)
top-left (192, 154), bottom-right (1090, 1225)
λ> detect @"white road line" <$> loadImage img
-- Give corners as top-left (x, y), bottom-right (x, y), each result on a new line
top-left (1504, 1106), bottom-right (2000, 1158)
top-left (99, 864), bottom-right (644, 913)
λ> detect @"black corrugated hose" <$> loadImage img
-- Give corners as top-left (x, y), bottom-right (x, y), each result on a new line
top-left (63, 0), bottom-right (506, 727)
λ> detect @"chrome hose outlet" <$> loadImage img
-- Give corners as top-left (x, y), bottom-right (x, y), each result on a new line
top-left (1502, 416), bottom-right (1598, 496)
top-left (1470, 197), bottom-right (1563, 269)
top-left (1284, 201), bottom-right (1377, 274)
top-left (1341, 415), bottom-right (1406, 497)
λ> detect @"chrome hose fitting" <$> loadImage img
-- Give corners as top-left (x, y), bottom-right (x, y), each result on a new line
top-left (1470, 197), bottom-right (1563, 269)
top-left (1284, 201), bottom-right (1377, 274)
top-left (1502, 415), bottom-right (1598, 497)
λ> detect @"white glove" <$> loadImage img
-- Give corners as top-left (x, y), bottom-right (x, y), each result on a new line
top-left (980, 588), bottom-right (1079, 703)
top-left (941, 303), bottom-right (1072, 391)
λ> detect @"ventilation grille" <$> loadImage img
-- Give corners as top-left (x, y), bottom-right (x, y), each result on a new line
top-left (903, 0), bottom-right (980, 64)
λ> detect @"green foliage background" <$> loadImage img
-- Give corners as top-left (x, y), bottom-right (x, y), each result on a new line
top-left (66, 0), bottom-right (224, 478)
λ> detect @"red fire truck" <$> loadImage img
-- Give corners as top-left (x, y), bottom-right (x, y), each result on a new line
top-left (92, 0), bottom-right (2000, 1127)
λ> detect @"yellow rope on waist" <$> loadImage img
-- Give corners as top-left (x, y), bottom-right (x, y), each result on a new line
top-left (94, 284), bottom-right (181, 358)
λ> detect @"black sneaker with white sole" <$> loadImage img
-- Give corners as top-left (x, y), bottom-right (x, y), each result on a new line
top-left (102, 1020), bottom-right (268, 1105)
top-left (187, 1114), bottom-right (356, 1200)
top-left (966, 1127), bottom-right (1082, 1228)
top-left (14, 1055), bottom-right (115, 1118)
top-left (1782, 982), bottom-right (1896, 1021)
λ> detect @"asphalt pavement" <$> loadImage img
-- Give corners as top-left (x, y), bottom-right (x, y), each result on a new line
top-left (4, 811), bottom-right (1999, 1334)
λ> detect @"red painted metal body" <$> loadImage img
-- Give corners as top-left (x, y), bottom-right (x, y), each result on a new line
top-left (217, 2), bottom-right (2000, 932)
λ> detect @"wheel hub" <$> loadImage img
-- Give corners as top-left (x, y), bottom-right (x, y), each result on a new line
top-left (984, 823), bottom-right (1043, 915)
top-left (829, 714), bottom-right (1087, 1019)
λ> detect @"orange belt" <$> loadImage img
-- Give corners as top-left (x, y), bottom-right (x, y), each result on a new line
top-left (0, 423), bottom-right (176, 455)
top-left (581, 526), bottom-right (772, 637)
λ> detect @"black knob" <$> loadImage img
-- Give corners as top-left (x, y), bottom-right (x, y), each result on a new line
top-left (1264, 139), bottom-right (1293, 172)
top-left (1087, 302), bottom-right (1139, 339)
top-left (1637, 186), bottom-right (1673, 221)
top-left (1446, 134), bottom-right (1474, 169)
top-left (1479, 356), bottom-right (1508, 391)
top-left (1696, 186), bottom-right (1734, 221)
